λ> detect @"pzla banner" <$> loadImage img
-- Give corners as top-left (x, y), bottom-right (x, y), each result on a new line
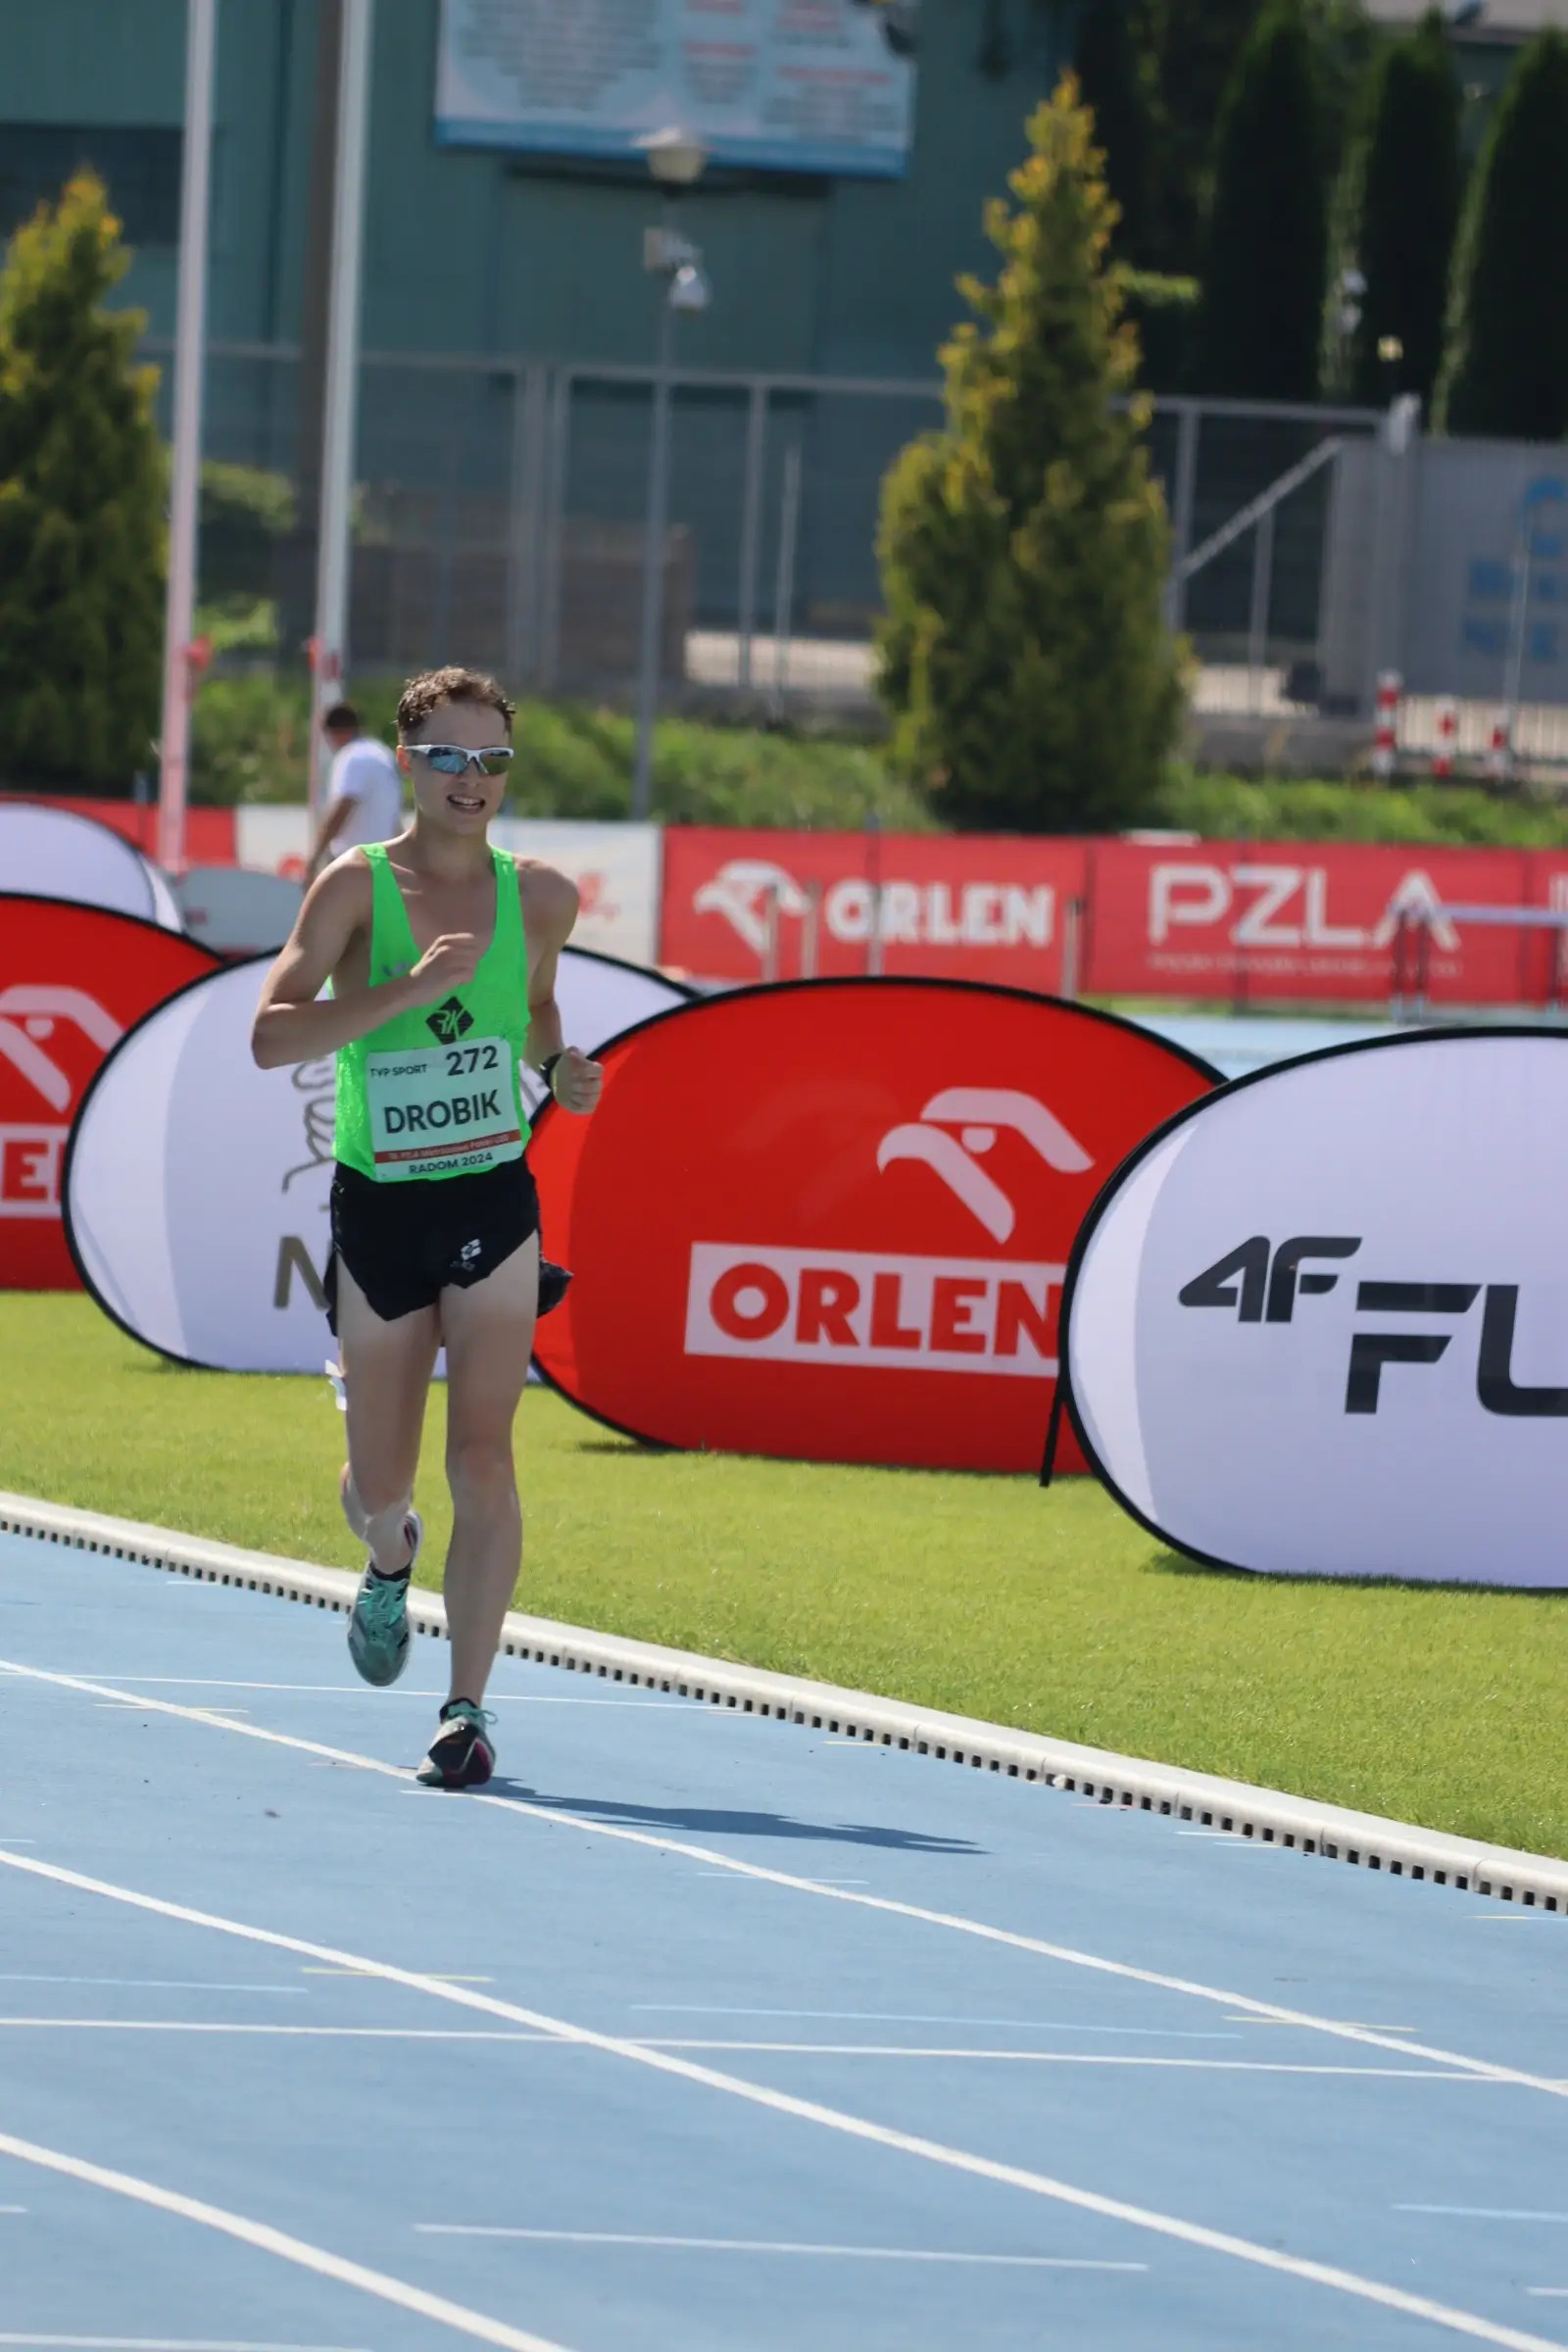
top-left (65, 948), bottom-right (692, 1370)
top-left (1060, 1029), bottom-right (1568, 1587)
top-left (0, 898), bottom-right (219, 1289)
top-left (528, 980), bottom-right (1217, 1474)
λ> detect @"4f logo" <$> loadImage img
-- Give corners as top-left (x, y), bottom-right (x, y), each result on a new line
top-left (426, 997), bottom-right (473, 1045)
top-left (1182, 1236), bottom-right (1568, 1418)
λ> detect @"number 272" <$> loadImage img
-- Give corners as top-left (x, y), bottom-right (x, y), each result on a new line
top-left (445, 1044), bottom-right (498, 1074)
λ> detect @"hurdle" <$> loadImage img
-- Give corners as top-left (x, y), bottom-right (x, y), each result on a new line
top-left (1390, 899), bottom-right (1568, 1021)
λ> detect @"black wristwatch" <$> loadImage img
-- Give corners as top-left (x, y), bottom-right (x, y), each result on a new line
top-left (539, 1053), bottom-right (564, 1098)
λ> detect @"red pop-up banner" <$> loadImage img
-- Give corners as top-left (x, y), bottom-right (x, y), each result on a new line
top-left (0, 898), bottom-right (219, 1289)
top-left (660, 827), bottom-right (1091, 992)
top-left (529, 979), bottom-right (1216, 1474)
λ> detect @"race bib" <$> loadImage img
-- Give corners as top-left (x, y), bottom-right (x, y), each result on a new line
top-left (365, 1037), bottom-right (523, 1182)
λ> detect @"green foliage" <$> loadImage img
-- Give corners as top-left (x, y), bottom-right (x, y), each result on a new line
top-left (7, 1291), bottom-right (1568, 1857)
top-left (874, 75), bottom-right (1184, 834)
top-left (1157, 764), bottom-right (1568, 846)
top-left (0, 172), bottom-right (165, 790)
top-left (188, 672), bottom-right (931, 828)
top-left (1435, 29), bottom-right (1568, 439)
top-left (1145, 0), bottom-right (1267, 275)
top-left (1075, 0), bottom-right (1159, 262)
top-left (1329, 11), bottom-right (1463, 409)
top-left (199, 459), bottom-right (294, 604)
top-left (1193, 1), bottom-right (1331, 399)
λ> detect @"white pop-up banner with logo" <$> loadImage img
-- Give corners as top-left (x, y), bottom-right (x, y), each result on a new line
top-left (0, 802), bottom-right (182, 930)
top-left (64, 948), bottom-right (692, 1371)
top-left (1060, 1030), bottom-right (1568, 1587)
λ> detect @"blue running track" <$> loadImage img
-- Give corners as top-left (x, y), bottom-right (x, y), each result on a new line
top-left (1, 1529), bottom-right (1565, 2352)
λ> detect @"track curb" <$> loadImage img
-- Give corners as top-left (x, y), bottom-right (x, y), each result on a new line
top-left (3, 1486), bottom-right (1564, 1914)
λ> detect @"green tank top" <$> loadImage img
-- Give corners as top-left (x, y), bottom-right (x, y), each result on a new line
top-left (333, 842), bottom-right (531, 1184)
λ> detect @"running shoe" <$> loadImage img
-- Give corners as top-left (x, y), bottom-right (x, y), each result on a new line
top-left (346, 1510), bottom-right (422, 1688)
top-left (416, 1699), bottom-right (497, 1790)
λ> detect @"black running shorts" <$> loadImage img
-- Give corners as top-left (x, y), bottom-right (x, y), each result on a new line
top-left (325, 1155), bottom-right (541, 1331)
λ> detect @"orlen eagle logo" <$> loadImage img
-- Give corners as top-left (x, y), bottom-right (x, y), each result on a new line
top-left (526, 981), bottom-right (1215, 1474)
top-left (0, 986), bottom-right (122, 1219)
top-left (686, 1090), bottom-right (1092, 1380)
top-left (695, 857), bottom-right (1056, 956)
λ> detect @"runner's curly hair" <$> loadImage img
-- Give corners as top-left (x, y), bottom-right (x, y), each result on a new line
top-left (396, 665), bottom-right (515, 738)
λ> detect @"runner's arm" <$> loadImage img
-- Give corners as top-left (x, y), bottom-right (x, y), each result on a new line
top-left (520, 865), bottom-right (603, 1115)
top-left (250, 863), bottom-right (479, 1068)
top-left (520, 865), bottom-right (580, 1070)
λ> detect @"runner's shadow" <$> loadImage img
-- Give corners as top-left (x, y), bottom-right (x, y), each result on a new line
top-left (487, 1786), bottom-right (982, 1854)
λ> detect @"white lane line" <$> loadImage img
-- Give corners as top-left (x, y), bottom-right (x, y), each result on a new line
top-left (415, 2227), bottom-right (1147, 2269)
top-left (629, 2007), bottom-right (1238, 2036)
top-left (57, 1680), bottom-right (676, 1707)
top-left (3, 1655), bottom-right (1564, 2103)
top-left (0, 2130), bottom-right (571, 2352)
top-left (1, 1851), bottom-right (1563, 2352)
top-left (1399, 2209), bottom-right (1568, 2224)
top-left (0, 1977), bottom-right (304, 1994)
top-left (0, 2202), bottom-right (25, 2211)
top-left (0, 2339), bottom-right (370, 2350)
top-left (0, 2023), bottom-right (1516, 2074)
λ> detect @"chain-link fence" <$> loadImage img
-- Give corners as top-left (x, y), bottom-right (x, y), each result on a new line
top-left (157, 340), bottom-right (1381, 707)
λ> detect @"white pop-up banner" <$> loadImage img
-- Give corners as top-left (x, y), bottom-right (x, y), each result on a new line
top-left (65, 947), bottom-right (692, 1370)
top-left (0, 802), bottom-right (182, 930)
top-left (1060, 1030), bottom-right (1568, 1588)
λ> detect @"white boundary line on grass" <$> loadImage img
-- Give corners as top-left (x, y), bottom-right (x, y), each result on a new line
top-left (3, 1654), bottom-right (1567, 2105)
top-left (1, 1848), bottom-right (1564, 2352)
top-left (2, 1489), bottom-right (1565, 1913)
top-left (0, 2128), bottom-right (573, 2352)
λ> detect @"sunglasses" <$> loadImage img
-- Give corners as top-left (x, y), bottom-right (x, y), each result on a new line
top-left (412, 744), bottom-right (514, 777)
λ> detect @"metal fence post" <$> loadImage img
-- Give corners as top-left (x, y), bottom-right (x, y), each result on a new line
top-left (1248, 507), bottom-right (1275, 713)
top-left (736, 379), bottom-right (767, 690)
top-left (506, 362), bottom-right (547, 688)
top-left (1165, 401), bottom-right (1200, 634)
top-left (770, 436), bottom-right (803, 718)
top-left (538, 367), bottom-right (570, 694)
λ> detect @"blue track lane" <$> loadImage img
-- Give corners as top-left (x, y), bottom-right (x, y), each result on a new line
top-left (1, 1528), bottom-right (1565, 2352)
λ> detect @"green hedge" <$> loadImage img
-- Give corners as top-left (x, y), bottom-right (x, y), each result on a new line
top-left (186, 673), bottom-right (1568, 847)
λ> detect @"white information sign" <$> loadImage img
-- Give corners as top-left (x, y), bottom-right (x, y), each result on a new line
top-left (434, 0), bottom-right (917, 177)
top-left (1062, 1031), bottom-right (1568, 1588)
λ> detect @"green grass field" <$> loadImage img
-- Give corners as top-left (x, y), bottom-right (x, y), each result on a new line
top-left (2, 1294), bottom-right (1564, 1859)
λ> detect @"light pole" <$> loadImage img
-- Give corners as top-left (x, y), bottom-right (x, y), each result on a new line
top-left (631, 128), bottom-right (710, 823)
top-left (157, 0), bottom-right (218, 878)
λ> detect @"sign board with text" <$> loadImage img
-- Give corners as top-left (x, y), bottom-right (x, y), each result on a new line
top-left (1062, 1031), bottom-right (1568, 1585)
top-left (435, 0), bottom-right (917, 178)
top-left (661, 827), bottom-right (1089, 992)
top-left (528, 979), bottom-right (1216, 1473)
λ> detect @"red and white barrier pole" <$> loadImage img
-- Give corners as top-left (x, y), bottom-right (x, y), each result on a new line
top-left (1487, 711), bottom-right (1513, 783)
top-left (1372, 670), bottom-right (1401, 779)
top-left (1433, 696), bottom-right (1458, 780)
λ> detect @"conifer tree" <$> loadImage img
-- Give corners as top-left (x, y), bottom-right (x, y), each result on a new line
top-left (1193, 0), bottom-right (1330, 400)
top-left (875, 75), bottom-right (1183, 833)
top-left (1076, 0), bottom-right (1158, 264)
top-left (0, 172), bottom-right (165, 789)
top-left (1436, 30), bottom-right (1568, 440)
top-left (1332, 10), bottom-right (1462, 410)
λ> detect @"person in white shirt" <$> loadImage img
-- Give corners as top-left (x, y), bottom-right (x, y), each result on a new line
top-left (306, 703), bottom-right (404, 881)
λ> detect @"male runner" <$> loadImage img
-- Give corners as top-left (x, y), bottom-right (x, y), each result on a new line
top-left (252, 665), bottom-right (601, 1789)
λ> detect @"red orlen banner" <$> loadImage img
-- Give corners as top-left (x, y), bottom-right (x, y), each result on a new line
top-left (661, 827), bottom-right (1091, 990)
top-left (529, 980), bottom-right (1217, 1474)
top-left (1084, 839), bottom-right (1556, 1005)
top-left (0, 898), bottom-right (219, 1289)
top-left (0, 795), bottom-right (236, 864)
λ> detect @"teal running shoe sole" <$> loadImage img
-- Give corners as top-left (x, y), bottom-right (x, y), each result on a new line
top-left (346, 1510), bottom-right (422, 1688)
